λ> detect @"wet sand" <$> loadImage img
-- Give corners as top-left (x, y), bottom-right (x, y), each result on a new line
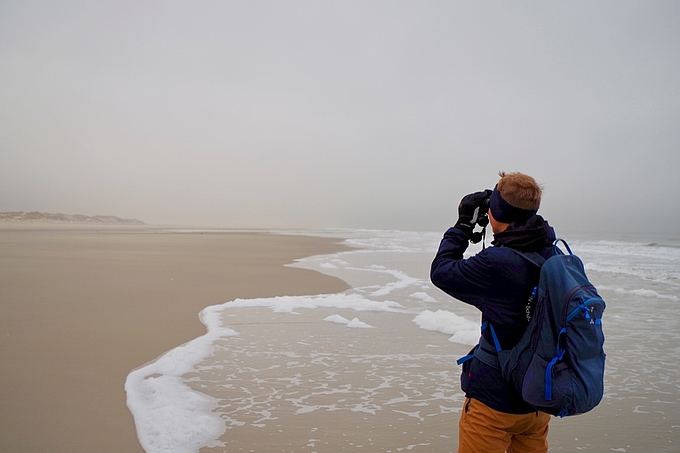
top-left (0, 224), bottom-right (350, 453)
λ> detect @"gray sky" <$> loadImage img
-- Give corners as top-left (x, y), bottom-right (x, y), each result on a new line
top-left (1, 1), bottom-right (679, 235)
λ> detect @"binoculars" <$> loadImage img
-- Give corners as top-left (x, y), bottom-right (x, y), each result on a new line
top-left (470, 194), bottom-right (491, 244)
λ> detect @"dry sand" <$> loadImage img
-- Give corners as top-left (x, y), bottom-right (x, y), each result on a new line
top-left (0, 224), bottom-right (350, 453)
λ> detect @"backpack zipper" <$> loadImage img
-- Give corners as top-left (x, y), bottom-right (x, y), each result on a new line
top-left (566, 297), bottom-right (604, 323)
top-left (562, 285), bottom-right (595, 322)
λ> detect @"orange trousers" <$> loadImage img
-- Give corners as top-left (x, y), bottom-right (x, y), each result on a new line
top-left (458, 398), bottom-right (550, 453)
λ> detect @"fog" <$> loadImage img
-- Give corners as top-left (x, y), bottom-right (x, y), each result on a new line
top-left (1, 1), bottom-right (678, 235)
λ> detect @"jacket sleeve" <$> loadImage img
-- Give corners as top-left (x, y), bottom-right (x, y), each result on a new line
top-left (430, 226), bottom-right (496, 309)
top-left (431, 226), bottom-right (541, 349)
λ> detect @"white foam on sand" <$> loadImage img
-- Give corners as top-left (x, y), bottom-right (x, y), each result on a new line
top-left (412, 309), bottom-right (479, 345)
top-left (225, 292), bottom-right (407, 314)
top-left (125, 304), bottom-right (238, 453)
top-left (324, 314), bottom-right (375, 328)
top-left (324, 314), bottom-right (351, 324)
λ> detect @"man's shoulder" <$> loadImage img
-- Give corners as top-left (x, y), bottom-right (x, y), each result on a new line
top-left (477, 245), bottom-right (522, 260)
top-left (462, 245), bottom-right (526, 272)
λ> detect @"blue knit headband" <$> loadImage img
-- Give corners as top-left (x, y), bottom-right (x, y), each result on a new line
top-left (489, 185), bottom-right (537, 223)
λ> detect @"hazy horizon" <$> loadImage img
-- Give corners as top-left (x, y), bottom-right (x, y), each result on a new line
top-left (2, 1), bottom-right (679, 236)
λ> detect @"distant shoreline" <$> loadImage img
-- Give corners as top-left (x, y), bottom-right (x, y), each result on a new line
top-left (0, 211), bottom-right (144, 225)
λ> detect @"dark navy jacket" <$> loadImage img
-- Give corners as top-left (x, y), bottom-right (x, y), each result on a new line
top-left (430, 216), bottom-right (556, 414)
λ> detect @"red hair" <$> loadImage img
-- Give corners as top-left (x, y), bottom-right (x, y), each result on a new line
top-left (496, 171), bottom-right (543, 211)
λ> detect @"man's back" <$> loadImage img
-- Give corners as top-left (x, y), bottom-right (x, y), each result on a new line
top-left (431, 215), bottom-right (555, 413)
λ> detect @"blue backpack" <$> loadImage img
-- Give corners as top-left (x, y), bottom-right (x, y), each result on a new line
top-left (460, 239), bottom-right (606, 417)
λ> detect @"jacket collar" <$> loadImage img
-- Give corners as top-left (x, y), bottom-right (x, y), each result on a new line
top-left (491, 215), bottom-right (555, 252)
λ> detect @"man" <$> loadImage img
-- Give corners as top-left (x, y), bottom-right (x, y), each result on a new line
top-left (430, 171), bottom-right (556, 453)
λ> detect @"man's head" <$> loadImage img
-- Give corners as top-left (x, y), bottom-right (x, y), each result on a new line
top-left (488, 171), bottom-right (543, 233)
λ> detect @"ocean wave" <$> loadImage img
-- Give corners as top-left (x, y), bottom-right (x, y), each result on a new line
top-left (570, 239), bottom-right (680, 262)
top-left (584, 262), bottom-right (680, 286)
top-left (598, 285), bottom-right (679, 301)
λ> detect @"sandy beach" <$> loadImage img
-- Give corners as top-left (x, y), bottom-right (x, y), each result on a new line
top-left (0, 224), bottom-right (350, 453)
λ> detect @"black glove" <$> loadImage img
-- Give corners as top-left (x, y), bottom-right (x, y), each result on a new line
top-left (455, 189), bottom-right (492, 234)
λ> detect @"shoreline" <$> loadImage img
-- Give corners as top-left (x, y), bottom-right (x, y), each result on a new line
top-left (0, 224), bottom-right (351, 453)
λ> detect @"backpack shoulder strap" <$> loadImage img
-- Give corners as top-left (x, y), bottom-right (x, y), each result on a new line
top-left (505, 237), bottom-right (574, 267)
top-left (506, 248), bottom-right (546, 268)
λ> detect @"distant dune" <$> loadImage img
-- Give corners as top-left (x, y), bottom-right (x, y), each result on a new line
top-left (0, 211), bottom-right (144, 225)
